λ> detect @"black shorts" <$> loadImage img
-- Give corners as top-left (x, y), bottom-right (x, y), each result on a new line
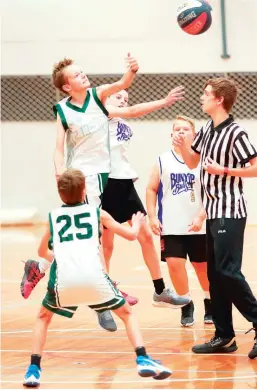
top-left (161, 234), bottom-right (207, 263)
top-left (101, 178), bottom-right (146, 224)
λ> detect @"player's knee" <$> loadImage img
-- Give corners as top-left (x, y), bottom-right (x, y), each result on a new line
top-left (114, 302), bottom-right (132, 320)
top-left (167, 257), bottom-right (185, 271)
top-left (138, 228), bottom-right (153, 246)
top-left (37, 306), bottom-right (53, 324)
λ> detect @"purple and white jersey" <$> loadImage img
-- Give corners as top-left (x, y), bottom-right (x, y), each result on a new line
top-left (158, 149), bottom-right (205, 235)
top-left (108, 118), bottom-right (138, 180)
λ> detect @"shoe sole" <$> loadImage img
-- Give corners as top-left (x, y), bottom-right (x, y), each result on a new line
top-left (97, 322), bottom-right (117, 332)
top-left (23, 381), bottom-right (40, 388)
top-left (138, 370), bottom-right (172, 380)
top-left (192, 345), bottom-right (238, 354)
top-left (154, 371), bottom-right (172, 380)
top-left (181, 320), bottom-right (195, 327)
top-left (204, 319), bottom-right (214, 324)
top-left (21, 263), bottom-right (32, 299)
top-left (152, 301), bottom-right (189, 309)
top-left (248, 349), bottom-right (257, 359)
top-left (21, 261), bottom-right (40, 300)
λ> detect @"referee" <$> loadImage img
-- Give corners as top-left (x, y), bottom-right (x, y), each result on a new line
top-left (173, 77), bottom-right (257, 359)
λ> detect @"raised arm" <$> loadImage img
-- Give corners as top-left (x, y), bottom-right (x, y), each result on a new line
top-left (107, 86), bottom-right (184, 119)
top-left (97, 53), bottom-right (138, 102)
top-left (100, 210), bottom-right (144, 241)
top-left (146, 163), bottom-right (162, 235)
top-left (173, 128), bottom-right (201, 169)
top-left (54, 114), bottom-right (66, 180)
top-left (38, 223), bottom-right (53, 262)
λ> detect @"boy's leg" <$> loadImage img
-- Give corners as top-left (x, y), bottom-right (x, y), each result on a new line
top-left (23, 306), bottom-right (54, 388)
top-left (112, 302), bottom-right (172, 380)
top-left (162, 234), bottom-right (193, 326)
top-left (102, 228), bottom-right (115, 274)
top-left (85, 173), bottom-right (118, 330)
top-left (187, 234), bottom-right (213, 325)
top-left (24, 278), bottom-right (79, 388)
top-left (101, 179), bottom-right (139, 306)
top-left (141, 231), bottom-right (191, 308)
top-left (32, 306), bottom-right (54, 355)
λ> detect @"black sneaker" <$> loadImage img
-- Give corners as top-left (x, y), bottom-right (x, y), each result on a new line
top-left (181, 301), bottom-right (195, 327)
top-left (203, 298), bottom-right (213, 324)
top-left (246, 325), bottom-right (257, 359)
top-left (192, 335), bottom-right (237, 354)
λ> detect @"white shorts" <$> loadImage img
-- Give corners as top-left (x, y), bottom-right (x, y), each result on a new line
top-left (85, 173), bottom-right (109, 207)
top-left (42, 260), bottom-right (125, 318)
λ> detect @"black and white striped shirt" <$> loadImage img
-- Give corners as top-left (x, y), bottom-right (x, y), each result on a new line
top-left (192, 115), bottom-right (257, 219)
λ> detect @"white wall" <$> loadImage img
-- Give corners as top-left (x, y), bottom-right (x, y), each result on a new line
top-left (1, 0), bottom-right (257, 75)
top-left (1, 120), bottom-right (257, 224)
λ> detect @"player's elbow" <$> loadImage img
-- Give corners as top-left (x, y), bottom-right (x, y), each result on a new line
top-left (128, 233), bottom-right (138, 241)
top-left (146, 186), bottom-right (157, 195)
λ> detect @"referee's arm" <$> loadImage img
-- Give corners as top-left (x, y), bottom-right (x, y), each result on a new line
top-left (173, 128), bottom-right (202, 169)
top-left (229, 132), bottom-right (257, 177)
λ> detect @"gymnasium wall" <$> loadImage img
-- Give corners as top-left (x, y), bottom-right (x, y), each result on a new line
top-left (1, 0), bottom-right (257, 75)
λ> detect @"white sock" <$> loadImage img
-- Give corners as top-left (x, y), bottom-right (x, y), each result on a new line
top-left (204, 291), bottom-right (211, 300)
top-left (38, 257), bottom-right (51, 273)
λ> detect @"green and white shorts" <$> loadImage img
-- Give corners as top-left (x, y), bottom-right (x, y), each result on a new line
top-left (42, 260), bottom-right (125, 318)
top-left (85, 173), bottom-right (109, 208)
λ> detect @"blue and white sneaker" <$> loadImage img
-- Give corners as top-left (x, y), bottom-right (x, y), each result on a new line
top-left (23, 364), bottom-right (41, 387)
top-left (136, 355), bottom-right (172, 380)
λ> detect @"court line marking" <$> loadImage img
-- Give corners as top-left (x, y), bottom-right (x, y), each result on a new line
top-left (1, 374), bottom-right (257, 384)
top-left (0, 349), bottom-right (251, 357)
top-left (0, 327), bottom-right (251, 334)
top-left (1, 366), bottom-right (255, 374)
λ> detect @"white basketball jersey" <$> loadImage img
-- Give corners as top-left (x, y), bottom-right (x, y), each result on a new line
top-left (54, 88), bottom-right (110, 176)
top-left (49, 203), bottom-right (103, 305)
top-left (108, 118), bottom-right (138, 180)
top-left (158, 149), bottom-right (206, 235)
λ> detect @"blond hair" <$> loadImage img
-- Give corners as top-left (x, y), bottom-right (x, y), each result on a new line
top-left (52, 58), bottom-right (73, 93)
top-left (172, 115), bottom-right (196, 133)
top-left (58, 169), bottom-right (85, 205)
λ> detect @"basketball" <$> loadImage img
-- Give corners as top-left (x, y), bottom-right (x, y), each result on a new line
top-left (177, 1), bottom-right (213, 35)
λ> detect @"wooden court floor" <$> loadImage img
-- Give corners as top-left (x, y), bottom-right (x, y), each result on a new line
top-left (1, 225), bottom-right (257, 389)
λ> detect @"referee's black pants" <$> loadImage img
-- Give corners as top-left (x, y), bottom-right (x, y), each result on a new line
top-left (207, 217), bottom-right (257, 338)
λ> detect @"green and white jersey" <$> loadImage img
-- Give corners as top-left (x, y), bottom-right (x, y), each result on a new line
top-left (54, 88), bottom-right (110, 176)
top-left (48, 203), bottom-right (104, 305)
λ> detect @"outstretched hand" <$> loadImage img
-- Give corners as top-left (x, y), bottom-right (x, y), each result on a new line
top-left (164, 86), bottom-right (185, 106)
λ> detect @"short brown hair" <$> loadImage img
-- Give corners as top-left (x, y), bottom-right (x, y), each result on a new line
top-left (52, 58), bottom-right (73, 92)
top-left (173, 115), bottom-right (196, 133)
top-left (204, 77), bottom-right (238, 112)
top-left (58, 169), bottom-right (85, 205)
